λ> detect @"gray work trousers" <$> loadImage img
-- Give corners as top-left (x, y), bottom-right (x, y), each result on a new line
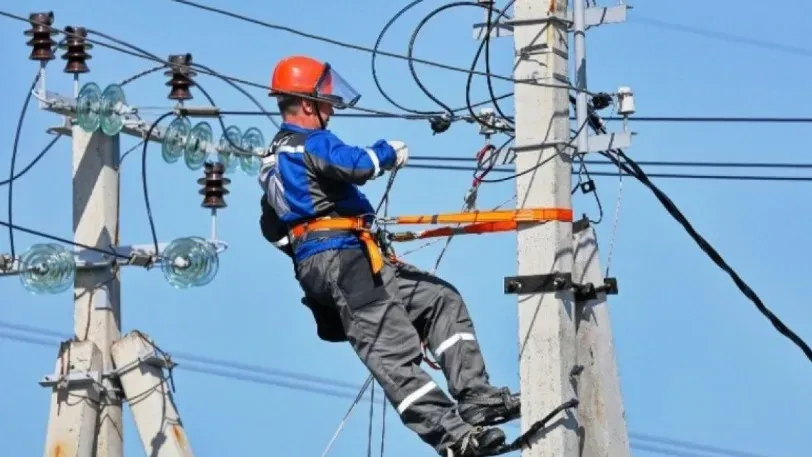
top-left (295, 246), bottom-right (497, 453)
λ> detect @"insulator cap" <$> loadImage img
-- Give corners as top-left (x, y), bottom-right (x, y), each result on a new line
top-left (24, 12), bottom-right (57, 62)
top-left (165, 53), bottom-right (197, 101)
top-left (59, 25), bottom-right (93, 74)
top-left (197, 161), bottom-right (231, 209)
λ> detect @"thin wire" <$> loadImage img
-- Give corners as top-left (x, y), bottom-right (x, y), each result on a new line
top-left (366, 384), bottom-right (375, 457)
top-left (0, 323), bottom-right (776, 457)
top-left (167, 0), bottom-right (591, 95)
top-left (0, 134), bottom-right (61, 186)
top-left (319, 375), bottom-right (374, 457)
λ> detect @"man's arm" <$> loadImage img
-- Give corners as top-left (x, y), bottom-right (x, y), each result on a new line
top-left (304, 130), bottom-right (397, 184)
top-left (259, 195), bottom-right (294, 258)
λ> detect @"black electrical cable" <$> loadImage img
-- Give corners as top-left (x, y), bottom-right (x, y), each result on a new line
top-left (463, 0), bottom-right (516, 133)
top-left (366, 384), bottom-right (375, 457)
top-left (476, 117), bottom-right (588, 184)
top-left (572, 154), bottom-right (604, 224)
top-left (371, 0), bottom-right (514, 120)
top-left (482, 0), bottom-right (515, 126)
top-left (191, 81), bottom-right (254, 156)
top-left (0, 219), bottom-right (128, 259)
top-left (119, 65), bottom-right (166, 87)
top-left (0, 10), bottom-right (437, 122)
top-left (141, 111), bottom-right (177, 255)
top-left (167, 0), bottom-right (590, 96)
top-left (7, 69), bottom-right (41, 259)
top-left (408, 1), bottom-right (513, 115)
top-left (87, 28), bottom-right (162, 61)
top-left (602, 149), bottom-right (812, 363)
top-left (372, 0), bottom-right (435, 115)
top-left (0, 135), bottom-right (61, 187)
top-left (192, 62), bottom-right (280, 129)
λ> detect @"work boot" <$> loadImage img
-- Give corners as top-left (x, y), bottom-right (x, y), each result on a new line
top-left (458, 387), bottom-right (521, 427)
top-left (443, 426), bottom-right (506, 457)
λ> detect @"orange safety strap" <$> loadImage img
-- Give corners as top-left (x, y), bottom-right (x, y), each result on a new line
top-left (289, 217), bottom-right (384, 274)
top-left (382, 208), bottom-right (573, 242)
top-left (385, 207), bottom-right (573, 225)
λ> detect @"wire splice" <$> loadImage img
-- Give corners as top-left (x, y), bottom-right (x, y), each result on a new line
top-left (24, 11), bottom-right (56, 62)
top-left (198, 161), bottom-right (230, 209)
top-left (165, 53), bottom-right (196, 101)
top-left (59, 26), bottom-right (92, 74)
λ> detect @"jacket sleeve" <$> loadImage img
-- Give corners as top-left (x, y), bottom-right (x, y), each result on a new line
top-left (303, 130), bottom-right (397, 185)
top-left (259, 195), bottom-right (293, 258)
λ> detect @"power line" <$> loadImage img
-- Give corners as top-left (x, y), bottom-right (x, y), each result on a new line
top-left (405, 163), bottom-right (812, 182)
top-left (410, 155), bottom-right (812, 170)
top-left (166, 0), bottom-right (590, 95)
top-left (631, 14), bottom-right (812, 58)
top-left (0, 323), bottom-right (774, 457)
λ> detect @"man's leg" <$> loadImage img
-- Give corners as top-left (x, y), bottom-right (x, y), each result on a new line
top-left (394, 260), bottom-right (521, 427)
top-left (296, 249), bottom-right (505, 455)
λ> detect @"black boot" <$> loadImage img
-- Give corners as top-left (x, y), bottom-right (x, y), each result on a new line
top-left (443, 426), bottom-right (506, 457)
top-left (458, 387), bottom-right (521, 427)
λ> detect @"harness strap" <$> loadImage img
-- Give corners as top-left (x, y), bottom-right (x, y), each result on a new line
top-left (289, 216), bottom-right (384, 274)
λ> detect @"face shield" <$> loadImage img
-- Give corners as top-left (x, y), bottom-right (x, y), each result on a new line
top-left (314, 63), bottom-right (361, 110)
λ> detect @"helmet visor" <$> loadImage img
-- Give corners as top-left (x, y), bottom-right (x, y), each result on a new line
top-left (315, 63), bottom-right (361, 109)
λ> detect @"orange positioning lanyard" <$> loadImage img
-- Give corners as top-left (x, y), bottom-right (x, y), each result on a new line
top-left (288, 207), bottom-right (572, 273)
top-left (289, 217), bottom-right (384, 274)
top-left (385, 207), bottom-right (573, 242)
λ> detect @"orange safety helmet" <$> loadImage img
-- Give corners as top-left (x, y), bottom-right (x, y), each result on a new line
top-left (269, 55), bottom-right (360, 109)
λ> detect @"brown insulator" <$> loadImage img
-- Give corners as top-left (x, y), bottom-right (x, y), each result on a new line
top-left (197, 161), bottom-right (230, 209)
top-left (165, 53), bottom-right (197, 101)
top-left (24, 12), bottom-right (57, 62)
top-left (59, 26), bottom-right (93, 74)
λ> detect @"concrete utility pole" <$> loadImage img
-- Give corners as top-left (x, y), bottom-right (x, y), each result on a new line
top-left (510, 0), bottom-right (578, 456)
top-left (73, 125), bottom-right (123, 457)
top-left (42, 123), bottom-right (123, 457)
top-left (474, 0), bottom-right (634, 456)
top-left (572, 217), bottom-right (630, 457)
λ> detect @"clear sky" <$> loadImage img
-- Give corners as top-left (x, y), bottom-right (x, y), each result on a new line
top-left (1, 1), bottom-right (810, 456)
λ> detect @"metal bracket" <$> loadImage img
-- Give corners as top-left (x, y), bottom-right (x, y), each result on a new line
top-left (112, 343), bottom-right (176, 378)
top-left (472, 4), bottom-right (630, 39)
top-left (39, 370), bottom-right (101, 389)
top-left (573, 277), bottom-right (619, 301)
top-left (504, 272), bottom-right (572, 294)
top-left (584, 132), bottom-right (633, 153)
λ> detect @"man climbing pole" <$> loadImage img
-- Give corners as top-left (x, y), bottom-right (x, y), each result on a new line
top-left (257, 54), bottom-right (521, 457)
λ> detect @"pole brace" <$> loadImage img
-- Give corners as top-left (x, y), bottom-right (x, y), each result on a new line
top-left (503, 273), bottom-right (618, 299)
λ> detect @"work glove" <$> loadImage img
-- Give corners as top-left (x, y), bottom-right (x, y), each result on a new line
top-left (386, 140), bottom-right (409, 170)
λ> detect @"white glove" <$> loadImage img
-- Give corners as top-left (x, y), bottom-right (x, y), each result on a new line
top-left (387, 140), bottom-right (409, 169)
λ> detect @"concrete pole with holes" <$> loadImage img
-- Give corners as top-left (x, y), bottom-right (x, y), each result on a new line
top-left (572, 217), bottom-right (631, 457)
top-left (509, 1), bottom-right (579, 457)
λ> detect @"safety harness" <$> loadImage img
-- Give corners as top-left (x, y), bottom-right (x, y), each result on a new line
top-left (287, 207), bottom-right (574, 276)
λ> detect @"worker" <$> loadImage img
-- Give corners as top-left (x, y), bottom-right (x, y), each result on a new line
top-left (257, 55), bottom-right (521, 457)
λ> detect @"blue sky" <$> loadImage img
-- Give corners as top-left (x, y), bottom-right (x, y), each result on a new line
top-left (1, 0), bottom-right (811, 456)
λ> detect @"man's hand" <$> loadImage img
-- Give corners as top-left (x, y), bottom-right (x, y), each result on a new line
top-left (386, 140), bottom-right (409, 170)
